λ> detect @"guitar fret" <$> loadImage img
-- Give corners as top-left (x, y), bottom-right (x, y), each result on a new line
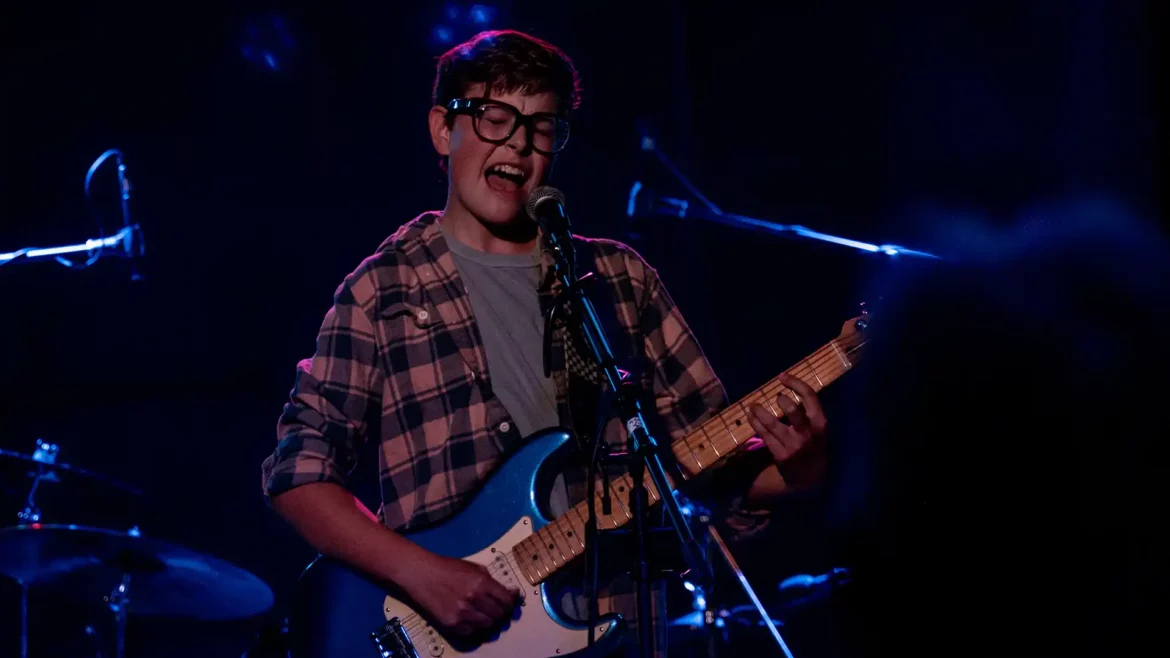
top-left (719, 408), bottom-right (748, 446)
top-left (529, 535), bottom-right (557, 574)
top-left (714, 412), bottom-right (741, 452)
top-left (677, 433), bottom-right (703, 472)
top-left (537, 542), bottom-right (558, 573)
top-left (524, 537), bottom-right (551, 577)
top-left (640, 471), bottom-right (662, 502)
top-left (519, 538), bottom-right (549, 581)
top-left (515, 541), bottom-right (540, 585)
top-left (591, 495), bottom-right (620, 529)
top-left (541, 525), bottom-right (569, 566)
top-left (698, 423), bottom-right (721, 457)
top-left (605, 480), bottom-right (633, 520)
top-left (535, 519), bottom-right (568, 566)
top-left (514, 328), bottom-right (866, 587)
top-left (568, 504), bottom-right (588, 530)
top-left (735, 400), bottom-right (754, 434)
top-left (549, 517), bottom-right (582, 552)
top-left (759, 390), bottom-right (782, 419)
top-left (830, 340), bottom-right (852, 370)
top-left (807, 359), bottom-right (825, 389)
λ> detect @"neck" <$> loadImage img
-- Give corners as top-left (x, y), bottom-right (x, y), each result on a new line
top-left (440, 201), bottom-right (539, 255)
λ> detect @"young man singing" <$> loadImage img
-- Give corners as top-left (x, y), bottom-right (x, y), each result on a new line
top-left (262, 30), bottom-right (829, 656)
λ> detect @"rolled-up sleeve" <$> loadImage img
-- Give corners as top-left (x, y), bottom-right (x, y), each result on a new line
top-left (634, 253), bottom-right (772, 541)
top-left (637, 261), bottom-right (726, 442)
top-left (261, 277), bottom-right (384, 502)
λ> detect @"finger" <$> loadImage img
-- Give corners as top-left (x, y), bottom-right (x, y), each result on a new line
top-left (749, 404), bottom-right (796, 453)
top-left (750, 403), bottom-right (784, 435)
top-left (779, 373), bottom-right (826, 429)
top-left (482, 577), bottom-right (520, 611)
top-left (473, 591), bottom-right (508, 620)
top-left (779, 372), bottom-right (816, 398)
top-left (750, 412), bottom-right (798, 461)
top-left (456, 606), bottom-right (495, 632)
top-left (772, 392), bottom-right (808, 429)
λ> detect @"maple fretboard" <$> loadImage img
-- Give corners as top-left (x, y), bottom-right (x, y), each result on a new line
top-left (511, 317), bottom-right (869, 586)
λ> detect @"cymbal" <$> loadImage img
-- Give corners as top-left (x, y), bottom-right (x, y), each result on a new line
top-left (0, 524), bottom-right (273, 621)
top-left (0, 446), bottom-right (141, 495)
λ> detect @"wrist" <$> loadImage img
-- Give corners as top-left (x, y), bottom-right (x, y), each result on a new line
top-left (776, 437), bottom-right (827, 490)
top-left (372, 532), bottom-right (437, 588)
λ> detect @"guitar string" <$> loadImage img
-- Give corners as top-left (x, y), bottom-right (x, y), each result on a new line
top-left (395, 549), bottom-right (549, 638)
top-left (503, 337), bottom-right (866, 588)
top-left (511, 338), bottom-right (865, 583)
top-left (396, 336), bottom-right (867, 638)
top-left (671, 339), bottom-right (861, 463)
top-left (682, 338), bottom-right (868, 467)
top-left (605, 340), bottom-right (856, 486)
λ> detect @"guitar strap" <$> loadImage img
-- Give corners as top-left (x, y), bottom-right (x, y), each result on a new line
top-left (562, 239), bottom-right (649, 457)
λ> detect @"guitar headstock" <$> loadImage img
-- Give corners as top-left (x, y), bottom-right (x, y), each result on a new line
top-left (834, 302), bottom-right (872, 361)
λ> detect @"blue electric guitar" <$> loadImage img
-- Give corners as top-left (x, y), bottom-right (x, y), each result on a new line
top-left (290, 314), bottom-right (869, 657)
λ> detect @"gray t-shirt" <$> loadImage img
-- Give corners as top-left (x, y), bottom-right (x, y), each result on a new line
top-left (440, 221), bottom-right (570, 514)
top-left (442, 222), bottom-right (666, 648)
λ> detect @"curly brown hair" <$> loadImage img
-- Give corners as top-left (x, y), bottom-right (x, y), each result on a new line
top-left (432, 30), bottom-right (582, 116)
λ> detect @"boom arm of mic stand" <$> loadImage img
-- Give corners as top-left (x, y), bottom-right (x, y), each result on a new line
top-left (626, 183), bottom-right (941, 259)
top-left (0, 224), bottom-right (144, 268)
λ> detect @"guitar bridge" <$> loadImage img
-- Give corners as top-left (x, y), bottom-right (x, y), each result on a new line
top-left (370, 618), bottom-right (420, 658)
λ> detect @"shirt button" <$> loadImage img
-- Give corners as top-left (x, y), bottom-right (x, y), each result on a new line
top-left (499, 422), bottom-right (511, 433)
top-left (416, 310), bottom-right (429, 321)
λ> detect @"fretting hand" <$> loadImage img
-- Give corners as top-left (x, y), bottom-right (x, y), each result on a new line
top-left (747, 372), bottom-right (828, 463)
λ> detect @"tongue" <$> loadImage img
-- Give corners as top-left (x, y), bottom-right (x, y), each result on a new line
top-left (486, 172), bottom-right (520, 194)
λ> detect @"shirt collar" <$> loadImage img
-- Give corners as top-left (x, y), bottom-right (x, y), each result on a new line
top-left (393, 211), bottom-right (565, 292)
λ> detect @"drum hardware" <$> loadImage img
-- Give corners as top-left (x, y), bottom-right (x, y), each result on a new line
top-left (16, 439), bottom-right (58, 523)
top-left (2, 438), bottom-right (142, 525)
top-left (667, 504), bottom-right (795, 658)
top-left (0, 437), bottom-right (273, 658)
top-left (106, 573), bottom-right (131, 658)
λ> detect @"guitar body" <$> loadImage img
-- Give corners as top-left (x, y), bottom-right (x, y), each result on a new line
top-left (289, 313), bottom-right (870, 657)
top-left (290, 429), bottom-right (625, 658)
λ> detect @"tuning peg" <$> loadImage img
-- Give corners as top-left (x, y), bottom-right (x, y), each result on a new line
top-left (856, 302), bottom-right (870, 330)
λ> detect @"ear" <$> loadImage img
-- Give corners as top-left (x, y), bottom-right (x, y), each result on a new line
top-left (428, 106), bottom-right (451, 156)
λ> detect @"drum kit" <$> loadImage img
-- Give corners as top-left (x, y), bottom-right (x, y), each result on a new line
top-left (660, 501), bottom-right (853, 657)
top-left (666, 566), bottom-right (853, 656)
top-left (0, 438), bottom-right (274, 658)
top-left (1, 438), bottom-right (849, 657)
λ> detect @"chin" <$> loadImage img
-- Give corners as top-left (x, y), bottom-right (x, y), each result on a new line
top-left (471, 197), bottom-right (528, 226)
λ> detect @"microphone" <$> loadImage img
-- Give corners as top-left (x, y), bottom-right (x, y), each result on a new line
top-left (526, 186), bottom-right (575, 272)
top-left (525, 186), bottom-right (571, 236)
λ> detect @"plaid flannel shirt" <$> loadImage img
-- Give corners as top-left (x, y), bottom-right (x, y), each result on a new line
top-left (262, 211), bottom-right (771, 537)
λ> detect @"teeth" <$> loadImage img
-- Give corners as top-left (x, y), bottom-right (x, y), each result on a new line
top-left (490, 164), bottom-right (525, 178)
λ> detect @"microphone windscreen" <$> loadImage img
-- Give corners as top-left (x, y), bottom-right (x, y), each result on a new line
top-left (525, 186), bottom-right (566, 223)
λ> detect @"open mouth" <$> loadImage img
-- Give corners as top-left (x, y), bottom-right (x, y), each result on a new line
top-left (484, 163), bottom-right (528, 194)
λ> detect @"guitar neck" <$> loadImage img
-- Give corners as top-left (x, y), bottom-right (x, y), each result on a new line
top-left (511, 330), bottom-right (867, 587)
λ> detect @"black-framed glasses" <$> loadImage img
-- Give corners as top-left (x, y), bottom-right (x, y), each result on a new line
top-left (446, 97), bottom-right (571, 155)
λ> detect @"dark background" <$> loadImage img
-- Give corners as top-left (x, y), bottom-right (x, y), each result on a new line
top-left (1, 1), bottom-right (1165, 656)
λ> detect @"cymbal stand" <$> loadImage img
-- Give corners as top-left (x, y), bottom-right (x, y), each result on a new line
top-left (105, 574), bottom-right (130, 658)
top-left (19, 583), bottom-right (28, 658)
top-left (706, 525), bottom-right (795, 658)
top-left (16, 439), bottom-right (60, 524)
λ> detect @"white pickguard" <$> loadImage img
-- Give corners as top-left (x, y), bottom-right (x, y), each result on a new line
top-left (381, 517), bottom-right (614, 657)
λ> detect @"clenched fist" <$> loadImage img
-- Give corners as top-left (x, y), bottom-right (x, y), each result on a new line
top-left (402, 553), bottom-right (521, 636)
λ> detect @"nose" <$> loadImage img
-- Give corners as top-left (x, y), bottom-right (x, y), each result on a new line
top-left (505, 122), bottom-right (533, 155)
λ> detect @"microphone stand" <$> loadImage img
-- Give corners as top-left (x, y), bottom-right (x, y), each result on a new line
top-left (540, 214), bottom-right (712, 658)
